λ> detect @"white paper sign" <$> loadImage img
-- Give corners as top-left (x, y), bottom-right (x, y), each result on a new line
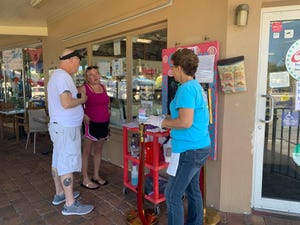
top-left (112, 59), bottom-right (124, 76)
top-left (284, 29), bottom-right (294, 39)
top-left (166, 153), bottom-right (180, 176)
top-left (114, 39), bottom-right (121, 56)
top-left (195, 54), bottom-right (215, 83)
top-left (295, 81), bottom-right (300, 111)
top-left (97, 61), bottom-right (111, 77)
top-left (269, 71), bottom-right (290, 88)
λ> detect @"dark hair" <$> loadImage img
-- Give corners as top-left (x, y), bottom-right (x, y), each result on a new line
top-left (171, 48), bottom-right (199, 76)
top-left (84, 66), bottom-right (99, 76)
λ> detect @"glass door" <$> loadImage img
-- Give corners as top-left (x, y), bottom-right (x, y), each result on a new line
top-left (253, 6), bottom-right (300, 213)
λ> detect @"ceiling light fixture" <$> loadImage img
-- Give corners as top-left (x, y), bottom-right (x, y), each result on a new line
top-left (122, 38), bottom-right (152, 44)
top-left (30, 0), bottom-right (48, 8)
top-left (136, 38), bottom-right (152, 44)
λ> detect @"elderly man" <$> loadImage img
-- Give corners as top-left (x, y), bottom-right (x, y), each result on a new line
top-left (47, 49), bottom-right (94, 216)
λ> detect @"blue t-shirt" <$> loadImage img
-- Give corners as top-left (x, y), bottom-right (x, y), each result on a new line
top-left (170, 79), bottom-right (211, 153)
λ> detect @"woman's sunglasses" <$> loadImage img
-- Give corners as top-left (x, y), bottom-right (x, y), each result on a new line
top-left (86, 66), bottom-right (98, 70)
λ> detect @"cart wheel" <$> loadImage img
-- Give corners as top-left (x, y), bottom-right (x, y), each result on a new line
top-left (123, 187), bottom-right (128, 195)
top-left (154, 204), bottom-right (160, 215)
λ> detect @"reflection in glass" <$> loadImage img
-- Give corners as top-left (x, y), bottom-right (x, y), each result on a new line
top-left (92, 39), bottom-right (127, 126)
top-left (89, 28), bottom-right (167, 127)
top-left (132, 29), bottom-right (167, 118)
top-left (0, 47), bottom-right (45, 108)
top-left (73, 48), bottom-right (88, 87)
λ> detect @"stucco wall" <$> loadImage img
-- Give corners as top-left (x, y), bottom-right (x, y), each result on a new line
top-left (212, 0), bottom-right (260, 213)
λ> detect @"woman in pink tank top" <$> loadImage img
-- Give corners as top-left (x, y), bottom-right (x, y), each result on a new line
top-left (78, 66), bottom-right (110, 189)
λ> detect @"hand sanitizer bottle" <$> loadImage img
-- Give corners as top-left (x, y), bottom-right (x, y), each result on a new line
top-left (131, 163), bottom-right (138, 186)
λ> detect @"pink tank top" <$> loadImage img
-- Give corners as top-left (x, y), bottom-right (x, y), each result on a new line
top-left (83, 84), bottom-right (110, 122)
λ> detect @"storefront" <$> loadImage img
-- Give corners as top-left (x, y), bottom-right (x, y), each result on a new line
top-left (0, 46), bottom-right (44, 106)
top-left (253, 5), bottom-right (300, 214)
top-left (2, 0), bottom-right (300, 216)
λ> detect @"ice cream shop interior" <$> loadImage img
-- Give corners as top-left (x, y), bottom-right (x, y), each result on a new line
top-left (2, 0), bottom-right (300, 219)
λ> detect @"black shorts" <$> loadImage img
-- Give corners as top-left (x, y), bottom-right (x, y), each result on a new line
top-left (84, 121), bottom-right (109, 141)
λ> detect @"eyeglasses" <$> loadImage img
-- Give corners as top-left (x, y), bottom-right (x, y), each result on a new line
top-left (86, 66), bottom-right (98, 70)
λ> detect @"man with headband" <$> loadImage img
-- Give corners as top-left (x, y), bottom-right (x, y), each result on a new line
top-left (47, 49), bottom-right (94, 215)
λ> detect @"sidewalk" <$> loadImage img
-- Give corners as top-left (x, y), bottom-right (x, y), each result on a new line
top-left (1, 132), bottom-right (300, 224)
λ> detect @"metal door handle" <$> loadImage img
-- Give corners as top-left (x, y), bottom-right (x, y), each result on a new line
top-left (260, 94), bottom-right (274, 123)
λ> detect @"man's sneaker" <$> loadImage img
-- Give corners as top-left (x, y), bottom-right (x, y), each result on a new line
top-left (52, 191), bottom-right (80, 206)
top-left (61, 200), bottom-right (94, 216)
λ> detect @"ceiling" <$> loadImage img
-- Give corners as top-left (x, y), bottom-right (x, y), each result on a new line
top-left (0, 0), bottom-right (98, 36)
top-left (0, 0), bottom-right (167, 47)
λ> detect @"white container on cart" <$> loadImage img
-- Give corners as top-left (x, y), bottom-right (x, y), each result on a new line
top-left (163, 138), bottom-right (172, 163)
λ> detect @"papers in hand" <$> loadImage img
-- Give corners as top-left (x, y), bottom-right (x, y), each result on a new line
top-left (166, 153), bottom-right (180, 176)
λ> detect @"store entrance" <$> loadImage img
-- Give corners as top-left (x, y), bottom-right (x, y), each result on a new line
top-left (253, 6), bottom-right (300, 213)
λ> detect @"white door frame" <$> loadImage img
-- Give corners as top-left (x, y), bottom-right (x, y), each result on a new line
top-left (253, 5), bottom-right (300, 214)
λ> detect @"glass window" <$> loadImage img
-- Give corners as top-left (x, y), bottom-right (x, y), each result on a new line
top-left (0, 47), bottom-right (45, 108)
top-left (73, 48), bottom-right (88, 87)
top-left (26, 47), bottom-right (44, 107)
top-left (132, 29), bottom-right (167, 119)
top-left (91, 39), bottom-right (127, 126)
top-left (89, 28), bottom-right (167, 127)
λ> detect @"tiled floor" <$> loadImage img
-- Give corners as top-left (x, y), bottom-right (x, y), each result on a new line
top-left (1, 130), bottom-right (300, 224)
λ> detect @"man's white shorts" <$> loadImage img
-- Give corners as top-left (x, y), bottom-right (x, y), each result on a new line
top-left (49, 122), bottom-right (82, 176)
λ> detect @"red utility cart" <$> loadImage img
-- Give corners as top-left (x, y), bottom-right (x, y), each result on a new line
top-left (122, 124), bottom-right (169, 215)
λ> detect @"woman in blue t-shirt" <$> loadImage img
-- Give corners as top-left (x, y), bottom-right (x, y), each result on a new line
top-left (147, 48), bottom-right (211, 225)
